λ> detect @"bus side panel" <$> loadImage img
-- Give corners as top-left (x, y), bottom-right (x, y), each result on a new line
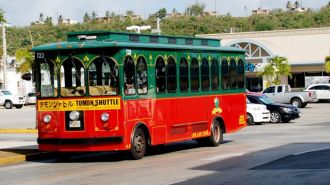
top-left (219, 93), bottom-right (246, 133)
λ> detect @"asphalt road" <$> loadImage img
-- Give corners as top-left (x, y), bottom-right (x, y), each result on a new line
top-left (1, 103), bottom-right (330, 185)
top-left (0, 105), bottom-right (36, 129)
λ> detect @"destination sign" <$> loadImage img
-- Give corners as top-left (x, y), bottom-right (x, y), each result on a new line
top-left (38, 98), bottom-right (121, 111)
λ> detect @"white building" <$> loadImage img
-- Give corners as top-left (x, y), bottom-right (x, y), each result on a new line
top-left (0, 56), bottom-right (34, 96)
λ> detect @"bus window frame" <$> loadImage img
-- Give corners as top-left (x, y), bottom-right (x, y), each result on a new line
top-left (59, 56), bottom-right (86, 97)
top-left (87, 56), bottom-right (120, 96)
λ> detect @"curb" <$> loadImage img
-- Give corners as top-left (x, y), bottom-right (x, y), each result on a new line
top-left (0, 152), bottom-right (49, 166)
top-left (0, 155), bottom-right (26, 166)
top-left (0, 129), bottom-right (37, 133)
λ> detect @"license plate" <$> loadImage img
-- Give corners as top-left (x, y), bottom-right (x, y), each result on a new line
top-left (69, 121), bottom-right (81, 128)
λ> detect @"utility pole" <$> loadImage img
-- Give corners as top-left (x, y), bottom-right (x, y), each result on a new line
top-left (2, 23), bottom-right (7, 90)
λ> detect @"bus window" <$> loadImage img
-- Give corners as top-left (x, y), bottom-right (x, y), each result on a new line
top-left (60, 57), bottom-right (85, 97)
top-left (229, 58), bottom-right (237, 89)
top-left (136, 56), bottom-right (148, 95)
top-left (88, 56), bottom-right (119, 96)
top-left (39, 59), bottom-right (56, 97)
top-left (221, 58), bottom-right (229, 90)
top-left (191, 58), bottom-right (199, 91)
top-left (179, 58), bottom-right (189, 92)
top-left (167, 57), bottom-right (177, 93)
top-left (211, 58), bottom-right (219, 90)
top-left (237, 59), bottom-right (245, 88)
top-left (201, 58), bottom-right (210, 91)
top-left (156, 57), bottom-right (166, 93)
top-left (124, 56), bottom-right (136, 95)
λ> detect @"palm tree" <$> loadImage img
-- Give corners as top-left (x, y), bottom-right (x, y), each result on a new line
top-left (15, 48), bottom-right (34, 74)
top-left (325, 56), bottom-right (330, 73)
top-left (0, 9), bottom-right (5, 23)
top-left (258, 56), bottom-right (292, 85)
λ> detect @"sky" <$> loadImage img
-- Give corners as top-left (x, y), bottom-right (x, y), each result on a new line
top-left (0, 0), bottom-right (329, 26)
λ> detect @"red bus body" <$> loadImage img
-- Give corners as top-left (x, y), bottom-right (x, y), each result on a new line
top-left (38, 93), bottom-right (246, 152)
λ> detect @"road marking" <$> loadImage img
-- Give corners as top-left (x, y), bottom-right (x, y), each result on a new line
top-left (292, 147), bottom-right (330, 156)
top-left (0, 129), bottom-right (37, 133)
top-left (202, 152), bottom-right (246, 161)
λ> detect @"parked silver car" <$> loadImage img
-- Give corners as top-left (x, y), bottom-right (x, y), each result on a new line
top-left (305, 84), bottom-right (330, 102)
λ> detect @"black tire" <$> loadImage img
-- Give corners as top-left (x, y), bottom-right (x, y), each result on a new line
top-left (4, 100), bottom-right (13, 109)
top-left (15, 105), bottom-right (23, 109)
top-left (291, 98), bottom-right (302, 108)
top-left (301, 102), bottom-right (307, 108)
top-left (130, 128), bottom-right (146, 160)
top-left (270, 111), bottom-right (281, 123)
top-left (247, 113), bottom-right (254, 125)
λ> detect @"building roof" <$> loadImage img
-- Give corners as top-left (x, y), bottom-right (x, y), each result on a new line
top-left (32, 31), bottom-right (245, 53)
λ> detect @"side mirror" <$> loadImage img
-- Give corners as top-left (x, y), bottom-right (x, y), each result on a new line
top-left (21, 73), bottom-right (32, 81)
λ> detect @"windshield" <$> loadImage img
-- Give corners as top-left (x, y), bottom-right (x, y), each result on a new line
top-left (39, 60), bottom-right (56, 97)
top-left (1, 91), bottom-right (12, 95)
top-left (258, 96), bottom-right (274, 104)
top-left (60, 57), bottom-right (85, 97)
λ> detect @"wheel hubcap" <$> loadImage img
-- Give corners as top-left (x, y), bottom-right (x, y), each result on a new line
top-left (134, 134), bottom-right (144, 153)
top-left (213, 125), bottom-right (220, 142)
top-left (271, 112), bottom-right (279, 122)
top-left (292, 101), bottom-right (299, 107)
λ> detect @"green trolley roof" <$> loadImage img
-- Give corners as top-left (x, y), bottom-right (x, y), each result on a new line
top-left (32, 30), bottom-right (245, 53)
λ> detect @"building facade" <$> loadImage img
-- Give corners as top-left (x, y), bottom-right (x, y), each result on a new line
top-left (198, 27), bottom-right (330, 91)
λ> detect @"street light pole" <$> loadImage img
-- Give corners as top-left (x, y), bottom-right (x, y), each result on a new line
top-left (2, 23), bottom-right (7, 90)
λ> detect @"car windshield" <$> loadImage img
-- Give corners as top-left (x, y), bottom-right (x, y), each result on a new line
top-left (258, 96), bottom-right (274, 104)
top-left (1, 91), bottom-right (12, 95)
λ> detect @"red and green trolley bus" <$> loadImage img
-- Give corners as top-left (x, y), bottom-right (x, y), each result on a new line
top-left (32, 31), bottom-right (246, 159)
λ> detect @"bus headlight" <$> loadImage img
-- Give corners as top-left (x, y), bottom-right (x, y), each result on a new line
top-left (43, 114), bottom-right (52, 124)
top-left (101, 112), bottom-right (110, 122)
top-left (69, 111), bottom-right (80, 121)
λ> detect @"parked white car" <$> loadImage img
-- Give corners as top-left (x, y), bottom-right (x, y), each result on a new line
top-left (304, 84), bottom-right (330, 102)
top-left (246, 98), bottom-right (270, 125)
top-left (0, 90), bottom-right (25, 109)
top-left (25, 92), bottom-right (36, 105)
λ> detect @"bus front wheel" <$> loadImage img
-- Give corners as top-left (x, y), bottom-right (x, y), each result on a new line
top-left (130, 128), bottom-right (146, 160)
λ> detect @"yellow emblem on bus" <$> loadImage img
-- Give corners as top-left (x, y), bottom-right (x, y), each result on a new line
top-left (212, 97), bottom-right (222, 115)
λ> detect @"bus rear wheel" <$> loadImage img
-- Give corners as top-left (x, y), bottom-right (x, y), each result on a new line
top-left (209, 120), bottom-right (223, 146)
top-left (198, 120), bottom-right (223, 146)
top-left (130, 128), bottom-right (146, 160)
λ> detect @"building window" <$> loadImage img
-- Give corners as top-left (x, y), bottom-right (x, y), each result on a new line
top-left (201, 58), bottom-right (210, 91)
top-left (124, 56), bottom-right (136, 95)
top-left (229, 58), bottom-right (237, 89)
top-left (221, 58), bottom-right (229, 90)
top-left (167, 57), bottom-right (177, 93)
top-left (191, 58), bottom-right (200, 91)
top-left (237, 59), bottom-right (244, 88)
top-left (136, 56), bottom-right (148, 95)
top-left (88, 56), bottom-right (119, 96)
top-left (180, 58), bottom-right (189, 92)
top-left (156, 57), bottom-right (166, 93)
